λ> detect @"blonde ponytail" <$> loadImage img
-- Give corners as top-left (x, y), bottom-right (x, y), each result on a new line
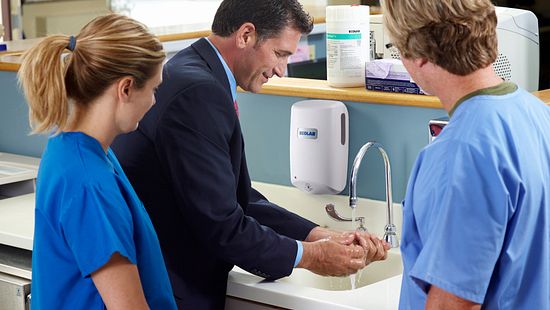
top-left (17, 14), bottom-right (165, 135)
top-left (18, 36), bottom-right (73, 134)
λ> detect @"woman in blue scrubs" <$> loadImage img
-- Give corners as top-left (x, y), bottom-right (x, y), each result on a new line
top-left (18, 14), bottom-right (177, 309)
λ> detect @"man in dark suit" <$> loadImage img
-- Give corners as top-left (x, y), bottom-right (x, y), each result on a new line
top-left (113, 0), bottom-right (389, 309)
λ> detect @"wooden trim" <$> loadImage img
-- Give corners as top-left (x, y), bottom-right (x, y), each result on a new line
top-left (312, 16), bottom-right (325, 24)
top-left (244, 77), bottom-right (444, 108)
top-left (1, 0), bottom-right (11, 41)
top-left (157, 15), bottom-right (327, 42)
top-left (534, 89), bottom-right (550, 103)
top-left (159, 30), bottom-right (212, 42)
top-left (0, 62), bottom-right (20, 71)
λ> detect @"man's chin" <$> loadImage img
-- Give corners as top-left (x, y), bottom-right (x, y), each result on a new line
top-left (247, 84), bottom-right (264, 93)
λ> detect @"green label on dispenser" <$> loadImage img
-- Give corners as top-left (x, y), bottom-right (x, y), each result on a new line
top-left (327, 33), bottom-right (362, 40)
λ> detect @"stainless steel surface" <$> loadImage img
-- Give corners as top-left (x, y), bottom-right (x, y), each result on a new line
top-left (0, 243), bottom-right (31, 279)
top-left (0, 272), bottom-right (31, 310)
top-left (325, 203), bottom-right (366, 231)
top-left (0, 245), bottom-right (32, 309)
top-left (349, 142), bottom-right (399, 248)
top-left (0, 179), bottom-right (35, 200)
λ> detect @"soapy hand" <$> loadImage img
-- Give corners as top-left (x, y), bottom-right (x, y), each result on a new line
top-left (305, 227), bottom-right (390, 266)
top-left (297, 239), bottom-right (366, 276)
top-left (304, 226), bottom-right (355, 244)
top-left (354, 231), bottom-right (390, 265)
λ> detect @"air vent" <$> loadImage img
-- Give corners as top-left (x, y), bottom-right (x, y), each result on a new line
top-left (492, 53), bottom-right (512, 81)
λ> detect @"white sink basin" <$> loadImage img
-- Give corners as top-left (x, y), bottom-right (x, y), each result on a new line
top-left (279, 251), bottom-right (403, 291)
top-left (226, 182), bottom-right (403, 309)
top-left (229, 250), bottom-right (403, 310)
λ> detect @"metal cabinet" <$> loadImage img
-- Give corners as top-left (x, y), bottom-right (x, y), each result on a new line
top-left (0, 244), bottom-right (32, 310)
top-left (0, 272), bottom-right (30, 310)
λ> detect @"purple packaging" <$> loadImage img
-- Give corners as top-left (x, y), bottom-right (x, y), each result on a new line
top-left (365, 59), bottom-right (425, 95)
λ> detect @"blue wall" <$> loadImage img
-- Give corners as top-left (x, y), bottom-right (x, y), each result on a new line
top-left (1, 69), bottom-right (446, 202)
top-left (238, 93), bottom-right (445, 202)
top-left (0, 71), bottom-right (47, 157)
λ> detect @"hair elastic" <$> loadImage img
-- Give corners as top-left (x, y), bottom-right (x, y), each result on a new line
top-left (68, 36), bottom-right (77, 51)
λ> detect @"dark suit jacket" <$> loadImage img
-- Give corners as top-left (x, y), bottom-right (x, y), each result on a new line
top-left (112, 38), bottom-right (317, 310)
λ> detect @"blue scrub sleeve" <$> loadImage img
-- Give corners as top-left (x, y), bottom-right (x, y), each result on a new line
top-left (408, 142), bottom-right (510, 304)
top-left (60, 183), bottom-right (137, 278)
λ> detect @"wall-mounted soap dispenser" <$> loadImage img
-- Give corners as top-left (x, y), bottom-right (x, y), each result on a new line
top-left (290, 100), bottom-right (349, 194)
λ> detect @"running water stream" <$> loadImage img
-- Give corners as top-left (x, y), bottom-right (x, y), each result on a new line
top-left (350, 208), bottom-right (357, 290)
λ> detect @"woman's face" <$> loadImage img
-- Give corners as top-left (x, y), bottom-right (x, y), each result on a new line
top-left (121, 64), bottom-right (163, 133)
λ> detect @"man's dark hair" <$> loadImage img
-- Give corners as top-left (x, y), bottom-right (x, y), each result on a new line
top-left (211, 0), bottom-right (313, 42)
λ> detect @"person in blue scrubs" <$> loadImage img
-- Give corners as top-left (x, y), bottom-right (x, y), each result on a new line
top-left (382, 0), bottom-right (550, 309)
top-left (18, 14), bottom-right (177, 309)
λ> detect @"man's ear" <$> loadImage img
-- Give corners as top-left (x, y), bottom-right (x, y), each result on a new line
top-left (117, 77), bottom-right (134, 102)
top-left (235, 22), bottom-right (257, 48)
top-left (414, 58), bottom-right (429, 68)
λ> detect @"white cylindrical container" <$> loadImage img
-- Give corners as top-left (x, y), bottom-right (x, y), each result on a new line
top-left (326, 5), bottom-right (370, 87)
top-left (290, 100), bottom-right (349, 194)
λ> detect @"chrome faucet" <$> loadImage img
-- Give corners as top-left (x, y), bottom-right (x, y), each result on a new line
top-left (351, 142), bottom-right (398, 248)
top-left (325, 203), bottom-right (367, 231)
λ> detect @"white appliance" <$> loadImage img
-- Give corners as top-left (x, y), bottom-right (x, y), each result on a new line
top-left (290, 100), bottom-right (349, 194)
top-left (0, 153), bottom-right (38, 310)
top-left (370, 7), bottom-right (540, 91)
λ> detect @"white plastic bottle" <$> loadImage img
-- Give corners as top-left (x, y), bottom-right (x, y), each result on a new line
top-left (326, 5), bottom-right (370, 87)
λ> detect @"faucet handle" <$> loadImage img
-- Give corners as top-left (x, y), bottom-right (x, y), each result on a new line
top-left (325, 203), bottom-right (367, 232)
top-left (325, 203), bottom-right (346, 221)
top-left (356, 217), bottom-right (367, 232)
top-left (383, 223), bottom-right (399, 248)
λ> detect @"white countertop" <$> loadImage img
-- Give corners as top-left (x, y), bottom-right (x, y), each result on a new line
top-left (0, 152), bottom-right (39, 186)
top-left (0, 153), bottom-right (38, 250)
top-left (0, 194), bottom-right (34, 250)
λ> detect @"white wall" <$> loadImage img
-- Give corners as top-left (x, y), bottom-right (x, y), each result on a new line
top-left (126, 0), bottom-right (221, 35)
top-left (22, 0), bottom-right (110, 38)
top-left (0, 9), bottom-right (4, 42)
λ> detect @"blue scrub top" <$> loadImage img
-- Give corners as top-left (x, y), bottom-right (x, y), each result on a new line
top-left (399, 86), bottom-right (550, 309)
top-left (32, 132), bottom-right (177, 309)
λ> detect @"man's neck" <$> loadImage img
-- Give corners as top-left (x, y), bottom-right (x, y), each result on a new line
top-left (433, 67), bottom-right (504, 112)
top-left (207, 34), bottom-right (237, 74)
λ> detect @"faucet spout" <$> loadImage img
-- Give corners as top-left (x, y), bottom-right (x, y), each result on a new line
top-left (349, 142), bottom-right (399, 248)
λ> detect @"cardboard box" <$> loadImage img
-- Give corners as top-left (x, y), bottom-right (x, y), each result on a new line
top-left (365, 59), bottom-right (425, 95)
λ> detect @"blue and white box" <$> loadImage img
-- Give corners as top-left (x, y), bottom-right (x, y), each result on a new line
top-left (365, 59), bottom-right (425, 94)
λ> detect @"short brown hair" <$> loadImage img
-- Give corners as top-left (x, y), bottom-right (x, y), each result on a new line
top-left (212, 0), bottom-right (313, 42)
top-left (382, 0), bottom-right (498, 75)
top-left (18, 14), bottom-right (166, 134)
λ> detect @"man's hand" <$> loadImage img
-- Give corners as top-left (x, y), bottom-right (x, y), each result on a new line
top-left (354, 231), bottom-right (390, 264)
top-left (305, 227), bottom-right (390, 265)
top-left (297, 239), bottom-right (366, 276)
top-left (305, 226), bottom-right (355, 244)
